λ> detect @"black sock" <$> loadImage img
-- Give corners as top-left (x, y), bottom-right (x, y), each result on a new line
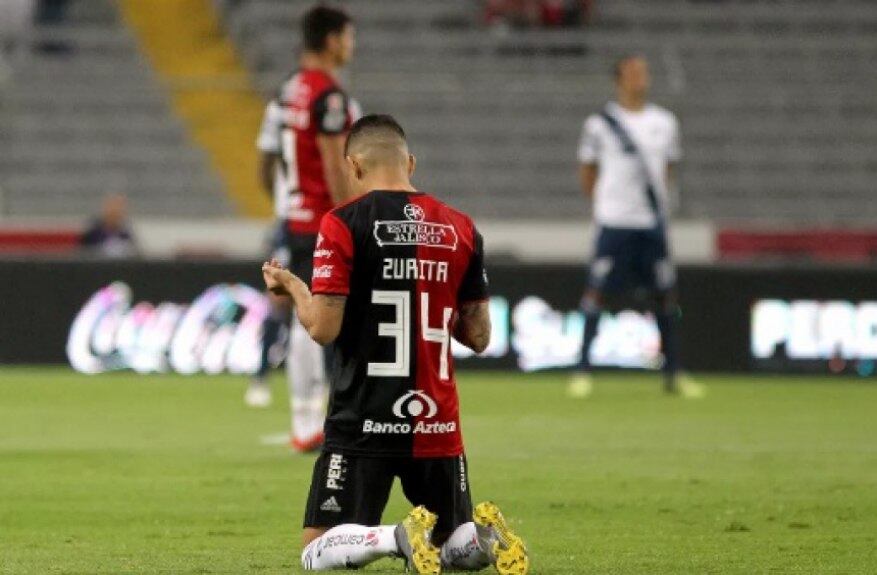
top-left (656, 311), bottom-right (678, 377)
top-left (577, 309), bottom-right (601, 373)
top-left (256, 314), bottom-right (283, 380)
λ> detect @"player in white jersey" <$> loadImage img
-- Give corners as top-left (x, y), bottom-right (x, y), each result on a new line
top-left (570, 55), bottom-right (702, 398)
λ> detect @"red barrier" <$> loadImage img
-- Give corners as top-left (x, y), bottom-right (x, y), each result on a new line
top-left (0, 229), bottom-right (81, 253)
top-left (718, 230), bottom-right (877, 261)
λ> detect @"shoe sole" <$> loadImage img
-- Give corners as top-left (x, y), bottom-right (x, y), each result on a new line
top-left (399, 506), bottom-right (441, 574)
top-left (473, 502), bottom-right (529, 575)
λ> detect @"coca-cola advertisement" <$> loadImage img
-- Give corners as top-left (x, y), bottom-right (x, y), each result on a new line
top-left (67, 282), bottom-right (268, 375)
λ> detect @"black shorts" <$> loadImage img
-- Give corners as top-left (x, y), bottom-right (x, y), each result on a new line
top-left (266, 219), bottom-right (291, 267)
top-left (303, 451), bottom-right (472, 544)
top-left (287, 232), bottom-right (318, 287)
top-left (588, 225), bottom-right (676, 293)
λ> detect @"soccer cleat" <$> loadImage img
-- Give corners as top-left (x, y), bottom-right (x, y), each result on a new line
top-left (394, 506), bottom-right (441, 574)
top-left (473, 502), bottom-right (529, 575)
top-left (244, 381), bottom-right (272, 408)
top-left (677, 373), bottom-right (706, 399)
top-left (665, 373), bottom-right (705, 399)
top-left (567, 373), bottom-right (594, 399)
top-left (290, 431), bottom-right (324, 453)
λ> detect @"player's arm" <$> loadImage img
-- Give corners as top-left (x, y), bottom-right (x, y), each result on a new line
top-left (259, 152), bottom-right (280, 196)
top-left (454, 300), bottom-right (491, 354)
top-left (316, 134), bottom-right (348, 204)
top-left (455, 227), bottom-right (491, 353)
top-left (256, 100), bottom-right (283, 198)
top-left (264, 211), bottom-right (354, 344)
top-left (579, 163), bottom-right (598, 199)
top-left (262, 260), bottom-right (345, 345)
top-left (577, 116), bottom-right (601, 200)
top-left (314, 89), bottom-right (351, 204)
top-left (666, 114), bottom-right (682, 189)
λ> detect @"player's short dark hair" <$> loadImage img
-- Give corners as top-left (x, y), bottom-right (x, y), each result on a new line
top-left (613, 54), bottom-right (645, 80)
top-left (301, 5), bottom-right (351, 52)
top-left (344, 114), bottom-right (407, 156)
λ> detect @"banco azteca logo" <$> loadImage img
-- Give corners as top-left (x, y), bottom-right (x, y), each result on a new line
top-left (392, 390), bottom-right (438, 419)
top-left (404, 203), bottom-right (425, 222)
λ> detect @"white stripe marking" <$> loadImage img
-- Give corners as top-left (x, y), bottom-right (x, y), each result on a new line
top-left (259, 432), bottom-right (290, 446)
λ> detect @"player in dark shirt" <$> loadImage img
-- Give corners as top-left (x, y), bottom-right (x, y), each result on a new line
top-left (262, 115), bottom-right (529, 574)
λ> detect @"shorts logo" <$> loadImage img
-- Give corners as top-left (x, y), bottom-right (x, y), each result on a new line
top-left (320, 496), bottom-right (342, 513)
top-left (373, 205), bottom-right (458, 250)
top-left (392, 390), bottom-right (438, 419)
top-left (326, 453), bottom-right (346, 491)
top-left (458, 455), bottom-right (468, 493)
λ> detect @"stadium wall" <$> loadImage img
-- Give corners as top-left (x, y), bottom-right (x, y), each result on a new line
top-left (0, 219), bottom-right (716, 263)
top-left (2, 259), bottom-right (875, 376)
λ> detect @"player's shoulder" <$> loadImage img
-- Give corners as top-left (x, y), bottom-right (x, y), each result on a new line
top-left (276, 69), bottom-right (299, 102)
top-left (324, 189), bottom-right (380, 229)
top-left (303, 69), bottom-right (345, 98)
top-left (415, 193), bottom-right (475, 228)
top-left (583, 111), bottom-right (606, 131)
top-left (330, 191), bottom-right (474, 228)
top-left (645, 103), bottom-right (679, 126)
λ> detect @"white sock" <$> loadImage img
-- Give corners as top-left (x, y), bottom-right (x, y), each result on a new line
top-left (288, 320), bottom-right (326, 442)
top-left (301, 524), bottom-right (397, 570)
top-left (440, 522), bottom-right (491, 571)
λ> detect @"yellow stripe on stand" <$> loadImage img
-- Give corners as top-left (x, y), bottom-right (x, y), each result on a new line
top-left (119, 0), bottom-right (271, 217)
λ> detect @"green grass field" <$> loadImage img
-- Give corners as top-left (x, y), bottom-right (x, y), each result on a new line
top-left (1, 368), bottom-right (876, 574)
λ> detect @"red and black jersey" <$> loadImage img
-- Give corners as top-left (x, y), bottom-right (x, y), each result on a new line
top-left (276, 68), bottom-right (354, 235)
top-left (311, 190), bottom-right (489, 458)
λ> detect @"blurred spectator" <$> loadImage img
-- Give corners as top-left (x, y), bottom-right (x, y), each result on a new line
top-left (35, 0), bottom-right (72, 54)
top-left (0, 0), bottom-right (35, 58)
top-left (80, 194), bottom-right (139, 258)
top-left (35, 0), bottom-right (70, 25)
top-left (484, 0), bottom-right (592, 28)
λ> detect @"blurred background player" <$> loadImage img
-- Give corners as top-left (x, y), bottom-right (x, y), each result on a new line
top-left (262, 114), bottom-right (529, 574)
top-left (569, 55), bottom-right (701, 399)
top-left (244, 4), bottom-right (358, 451)
top-left (244, 96), bottom-right (293, 409)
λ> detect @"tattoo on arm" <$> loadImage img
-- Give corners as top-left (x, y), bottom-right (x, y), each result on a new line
top-left (320, 295), bottom-right (347, 308)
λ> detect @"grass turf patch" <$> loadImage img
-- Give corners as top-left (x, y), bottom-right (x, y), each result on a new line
top-left (1, 368), bottom-right (875, 573)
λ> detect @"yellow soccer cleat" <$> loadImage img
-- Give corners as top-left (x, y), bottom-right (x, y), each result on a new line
top-left (395, 506), bottom-right (441, 574)
top-left (473, 502), bottom-right (530, 575)
top-left (678, 373), bottom-right (706, 399)
top-left (567, 373), bottom-right (594, 399)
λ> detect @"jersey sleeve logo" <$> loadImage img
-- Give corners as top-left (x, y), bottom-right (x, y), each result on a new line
top-left (373, 205), bottom-right (459, 250)
top-left (313, 264), bottom-right (334, 279)
top-left (322, 92), bottom-right (347, 132)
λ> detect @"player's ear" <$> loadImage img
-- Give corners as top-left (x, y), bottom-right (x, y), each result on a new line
top-left (326, 32), bottom-right (340, 57)
top-left (407, 154), bottom-right (416, 177)
top-left (345, 156), bottom-right (362, 180)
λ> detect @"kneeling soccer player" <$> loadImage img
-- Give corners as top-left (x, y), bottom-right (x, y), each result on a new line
top-left (261, 114), bottom-right (529, 574)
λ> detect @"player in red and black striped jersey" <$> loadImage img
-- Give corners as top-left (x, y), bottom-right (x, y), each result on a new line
top-left (263, 115), bottom-right (529, 574)
top-left (246, 5), bottom-right (360, 451)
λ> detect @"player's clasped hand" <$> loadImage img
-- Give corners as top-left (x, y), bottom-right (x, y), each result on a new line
top-left (262, 258), bottom-right (295, 295)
